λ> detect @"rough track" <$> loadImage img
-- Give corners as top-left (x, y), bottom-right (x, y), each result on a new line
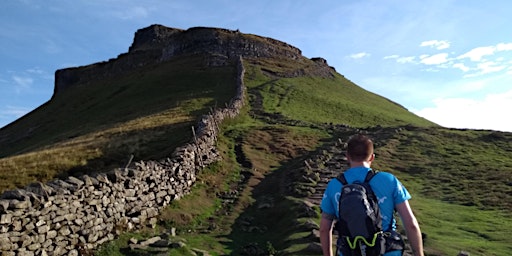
top-left (305, 138), bottom-right (348, 207)
top-left (301, 132), bottom-right (414, 256)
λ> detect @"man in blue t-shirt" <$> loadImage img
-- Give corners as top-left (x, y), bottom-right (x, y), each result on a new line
top-left (320, 134), bottom-right (424, 256)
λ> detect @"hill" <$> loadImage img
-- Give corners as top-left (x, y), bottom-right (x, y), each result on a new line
top-left (0, 25), bottom-right (510, 256)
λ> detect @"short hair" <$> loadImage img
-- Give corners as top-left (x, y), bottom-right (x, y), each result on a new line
top-left (346, 134), bottom-right (374, 162)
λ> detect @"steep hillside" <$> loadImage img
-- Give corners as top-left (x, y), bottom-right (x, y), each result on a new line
top-left (0, 24), bottom-right (433, 192)
top-left (243, 56), bottom-right (435, 127)
top-left (0, 55), bottom-right (238, 191)
top-left (1, 25), bottom-right (510, 256)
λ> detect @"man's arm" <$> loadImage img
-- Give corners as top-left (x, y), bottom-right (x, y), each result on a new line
top-left (320, 213), bottom-right (334, 256)
top-left (396, 201), bottom-right (424, 256)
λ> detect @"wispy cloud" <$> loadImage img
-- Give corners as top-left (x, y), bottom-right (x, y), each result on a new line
top-left (396, 56), bottom-right (416, 64)
top-left (349, 52), bottom-right (371, 59)
top-left (453, 63), bottom-right (470, 72)
top-left (111, 6), bottom-right (150, 20)
top-left (383, 55), bottom-right (399, 59)
top-left (457, 43), bottom-right (512, 62)
top-left (12, 75), bottom-right (33, 89)
top-left (455, 61), bottom-right (509, 78)
top-left (383, 55), bottom-right (416, 64)
top-left (42, 37), bottom-right (61, 54)
top-left (2, 68), bottom-right (51, 93)
top-left (420, 53), bottom-right (449, 65)
top-left (420, 40), bottom-right (450, 50)
top-left (457, 46), bottom-right (496, 61)
top-left (0, 106), bottom-right (29, 117)
top-left (0, 107), bottom-right (27, 127)
top-left (477, 61), bottom-right (506, 74)
top-left (387, 41), bottom-right (512, 78)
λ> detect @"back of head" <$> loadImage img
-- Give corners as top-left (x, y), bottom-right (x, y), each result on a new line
top-left (346, 134), bottom-right (374, 162)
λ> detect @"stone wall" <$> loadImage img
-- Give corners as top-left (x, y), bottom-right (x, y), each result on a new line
top-left (0, 57), bottom-right (246, 256)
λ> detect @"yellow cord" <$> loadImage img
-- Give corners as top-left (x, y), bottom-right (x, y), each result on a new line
top-left (345, 231), bottom-right (383, 249)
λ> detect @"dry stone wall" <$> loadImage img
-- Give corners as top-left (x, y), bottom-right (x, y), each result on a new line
top-left (0, 57), bottom-right (246, 256)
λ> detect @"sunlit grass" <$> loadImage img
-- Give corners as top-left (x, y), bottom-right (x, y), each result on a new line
top-left (1, 51), bottom-right (510, 256)
top-left (244, 58), bottom-right (436, 128)
top-left (410, 196), bottom-right (512, 256)
top-left (0, 56), bottom-right (237, 192)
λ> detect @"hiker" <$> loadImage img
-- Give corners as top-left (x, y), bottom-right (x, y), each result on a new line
top-left (320, 134), bottom-right (424, 256)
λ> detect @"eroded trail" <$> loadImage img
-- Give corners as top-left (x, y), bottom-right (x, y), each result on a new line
top-left (298, 130), bottom-right (414, 256)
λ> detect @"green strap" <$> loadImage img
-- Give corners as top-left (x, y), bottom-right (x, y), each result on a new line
top-left (345, 231), bottom-right (383, 249)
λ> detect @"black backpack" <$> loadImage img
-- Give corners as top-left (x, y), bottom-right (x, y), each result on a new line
top-left (336, 170), bottom-right (386, 256)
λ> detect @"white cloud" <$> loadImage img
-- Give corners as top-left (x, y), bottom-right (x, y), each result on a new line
top-left (384, 54), bottom-right (416, 64)
top-left (413, 90), bottom-right (512, 132)
top-left (496, 43), bottom-right (512, 51)
top-left (453, 63), bottom-right (470, 72)
top-left (26, 68), bottom-right (44, 74)
top-left (476, 61), bottom-right (506, 75)
top-left (12, 75), bottom-right (33, 89)
top-left (112, 6), bottom-right (150, 20)
top-left (420, 53), bottom-right (449, 65)
top-left (384, 55), bottom-right (399, 59)
top-left (349, 52), bottom-right (371, 59)
top-left (457, 46), bottom-right (495, 61)
top-left (455, 79), bottom-right (487, 92)
top-left (0, 106), bottom-right (30, 118)
top-left (384, 55), bottom-right (416, 64)
top-left (0, 106), bottom-right (31, 128)
top-left (407, 41), bottom-right (512, 77)
top-left (463, 61), bottom-right (507, 77)
top-left (420, 40), bottom-right (450, 50)
top-left (397, 56), bottom-right (416, 64)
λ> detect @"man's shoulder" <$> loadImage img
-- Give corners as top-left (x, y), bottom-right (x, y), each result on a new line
top-left (374, 170), bottom-right (398, 180)
top-left (372, 171), bottom-right (401, 188)
top-left (326, 177), bottom-right (343, 188)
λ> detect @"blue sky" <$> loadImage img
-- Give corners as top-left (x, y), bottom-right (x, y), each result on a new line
top-left (1, 0), bottom-right (512, 132)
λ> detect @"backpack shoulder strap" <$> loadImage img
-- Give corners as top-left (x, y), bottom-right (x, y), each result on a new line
top-left (364, 169), bottom-right (379, 183)
top-left (337, 170), bottom-right (379, 185)
top-left (336, 173), bottom-right (348, 185)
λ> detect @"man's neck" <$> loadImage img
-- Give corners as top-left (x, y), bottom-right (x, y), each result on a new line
top-left (349, 161), bottom-right (371, 168)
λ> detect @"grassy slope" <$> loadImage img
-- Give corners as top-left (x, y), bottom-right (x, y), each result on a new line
top-left (371, 126), bottom-right (512, 255)
top-left (1, 49), bottom-right (510, 256)
top-left (239, 59), bottom-right (512, 255)
top-left (99, 57), bottom-right (512, 256)
top-left (245, 57), bottom-right (436, 128)
top-left (0, 55), bottom-right (237, 191)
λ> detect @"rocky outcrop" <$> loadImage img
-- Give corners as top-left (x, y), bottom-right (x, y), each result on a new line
top-left (0, 57), bottom-right (245, 255)
top-left (54, 24), bottom-right (303, 96)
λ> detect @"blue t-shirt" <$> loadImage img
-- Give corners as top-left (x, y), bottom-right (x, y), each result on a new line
top-left (321, 166), bottom-right (411, 232)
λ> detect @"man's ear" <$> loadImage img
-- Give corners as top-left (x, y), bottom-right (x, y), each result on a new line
top-left (368, 153), bottom-right (375, 162)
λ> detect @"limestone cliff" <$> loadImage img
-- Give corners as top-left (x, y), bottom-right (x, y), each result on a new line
top-left (53, 24), bottom-right (307, 96)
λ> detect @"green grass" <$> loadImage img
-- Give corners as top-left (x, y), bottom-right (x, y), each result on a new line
top-left (1, 45), bottom-right (511, 256)
top-left (410, 196), bottom-right (512, 256)
top-left (365, 126), bottom-right (512, 256)
top-left (372, 126), bottom-right (512, 212)
top-left (244, 58), bottom-right (436, 128)
top-left (0, 55), bottom-right (237, 192)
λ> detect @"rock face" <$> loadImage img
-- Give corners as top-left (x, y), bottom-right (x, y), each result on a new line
top-left (54, 24), bottom-right (303, 96)
top-left (0, 57), bottom-right (245, 255)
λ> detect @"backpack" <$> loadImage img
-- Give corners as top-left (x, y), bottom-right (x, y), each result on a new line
top-left (336, 170), bottom-right (386, 256)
